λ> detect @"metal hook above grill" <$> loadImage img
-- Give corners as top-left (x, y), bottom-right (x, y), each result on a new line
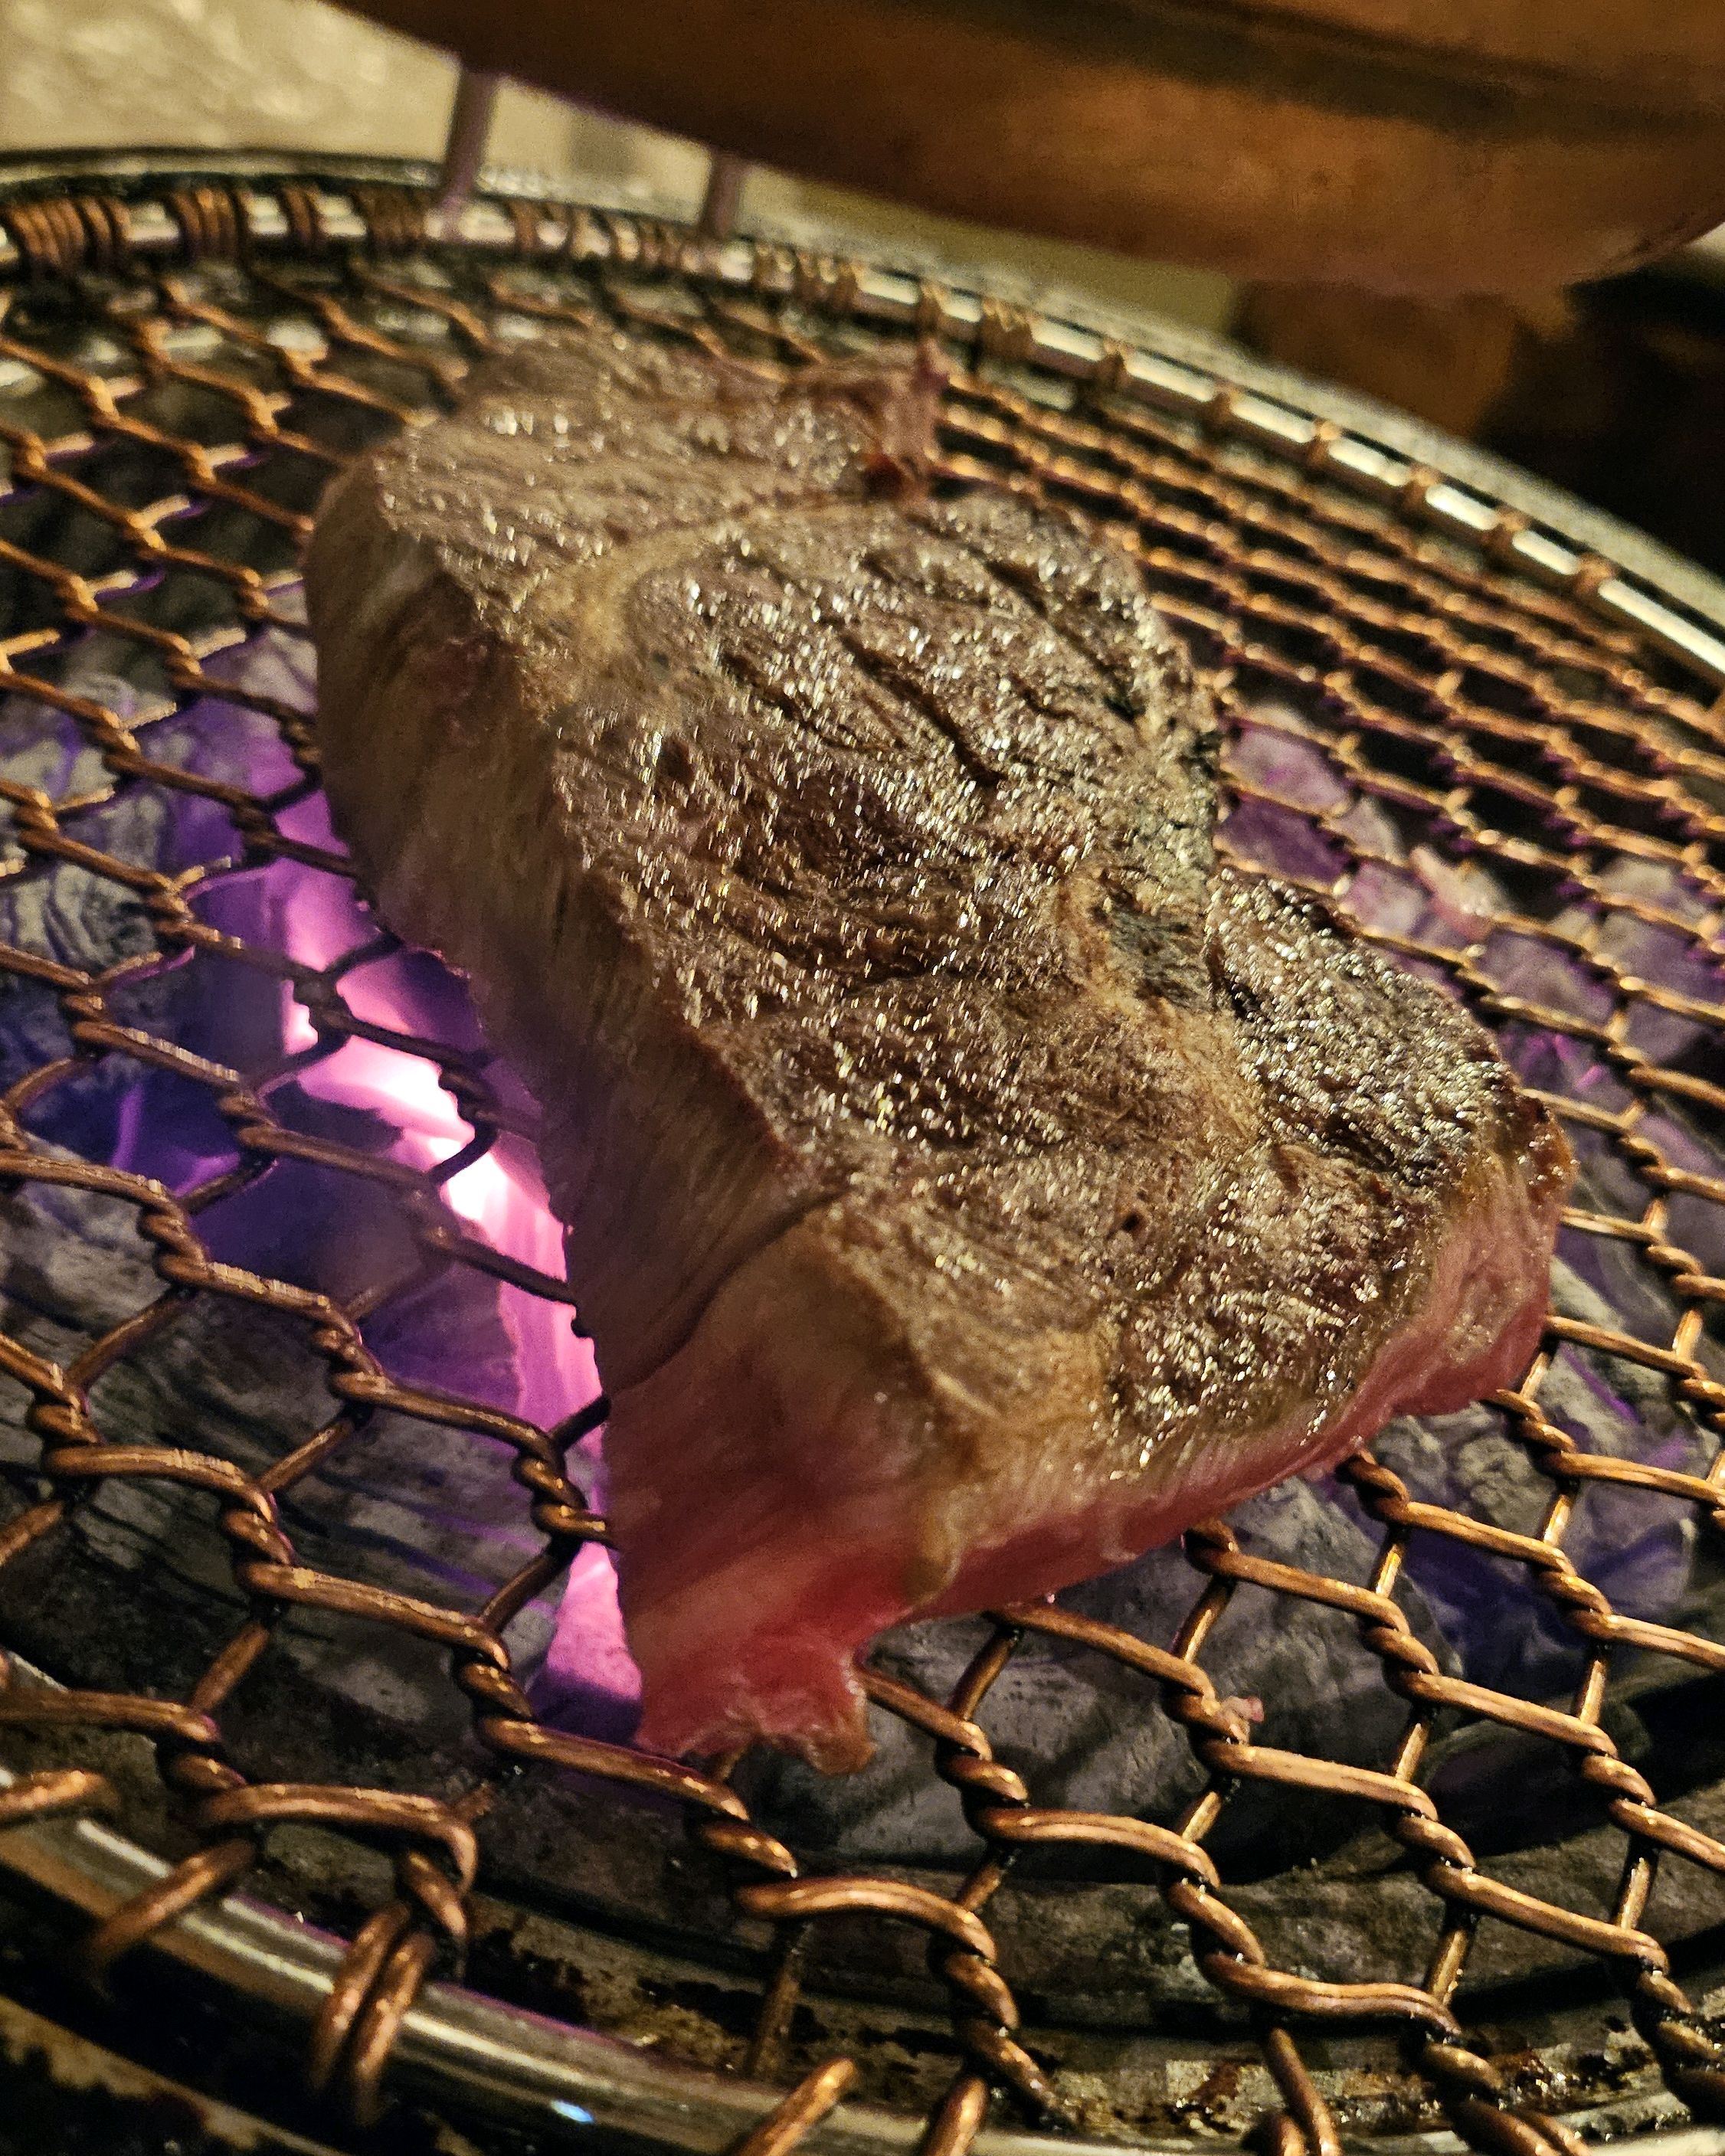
top-left (435, 64), bottom-right (750, 241)
top-left (699, 152), bottom-right (750, 240)
top-left (436, 67), bottom-right (503, 231)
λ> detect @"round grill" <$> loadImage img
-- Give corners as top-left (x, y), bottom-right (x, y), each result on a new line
top-left (2, 155), bottom-right (1724, 2156)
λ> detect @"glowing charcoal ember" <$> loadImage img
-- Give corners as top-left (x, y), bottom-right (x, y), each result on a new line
top-left (1221, 712), bottom-right (1353, 816)
top-left (533, 1539), bottom-right (644, 1742)
top-left (248, 836), bottom-right (632, 1703)
top-left (263, 852), bottom-right (602, 1430)
top-left (269, 916), bottom-right (629, 1705)
top-left (283, 1027), bottom-right (601, 1431)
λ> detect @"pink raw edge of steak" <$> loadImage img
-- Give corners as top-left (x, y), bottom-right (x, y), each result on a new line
top-left (615, 1134), bottom-right (1563, 1775)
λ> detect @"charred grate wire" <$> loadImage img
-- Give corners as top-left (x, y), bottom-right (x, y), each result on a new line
top-left (0, 172), bottom-right (1723, 2152)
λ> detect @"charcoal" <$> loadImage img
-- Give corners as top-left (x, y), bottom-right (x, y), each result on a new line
top-left (0, 1155), bottom-right (562, 1782)
top-left (1, 657), bottom-right (295, 1153)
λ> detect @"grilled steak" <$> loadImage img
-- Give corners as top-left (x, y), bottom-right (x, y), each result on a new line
top-left (305, 326), bottom-right (1570, 1772)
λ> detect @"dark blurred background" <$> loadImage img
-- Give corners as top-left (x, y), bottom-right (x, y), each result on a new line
top-left (11, 0), bottom-right (1725, 581)
top-left (1237, 252), bottom-right (1725, 580)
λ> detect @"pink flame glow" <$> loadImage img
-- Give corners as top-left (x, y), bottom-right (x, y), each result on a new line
top-left (275, 859), bottom-right (641, 1726)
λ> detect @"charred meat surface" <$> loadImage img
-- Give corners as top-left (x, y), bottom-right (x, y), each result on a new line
top-left (305, 328), bottom-right (1570, 1772)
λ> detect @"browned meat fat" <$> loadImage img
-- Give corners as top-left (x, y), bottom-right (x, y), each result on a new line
top-left (304, 327), bottom-right (1571, 1772)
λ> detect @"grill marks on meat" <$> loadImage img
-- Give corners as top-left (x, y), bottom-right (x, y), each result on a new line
top-left (305, 329), bottom-right (1570, 1772)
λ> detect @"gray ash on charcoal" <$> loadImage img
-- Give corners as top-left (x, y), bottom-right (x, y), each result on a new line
top-left (0, 1147), bottom-right (563, 1777)
top-left (1, 645), bottom-right (306, 1164)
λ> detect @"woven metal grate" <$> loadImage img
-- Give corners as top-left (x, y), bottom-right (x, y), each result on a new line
top-left (2, 161), bottom-right (1725, 2156)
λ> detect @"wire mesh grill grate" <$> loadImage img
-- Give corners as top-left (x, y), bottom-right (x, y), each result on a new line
top-left (1, 168), bottom-right (1724, 2154)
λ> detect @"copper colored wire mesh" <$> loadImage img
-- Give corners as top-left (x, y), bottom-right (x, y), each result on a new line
top-left (0, 176), bottom-right (1723, 2152)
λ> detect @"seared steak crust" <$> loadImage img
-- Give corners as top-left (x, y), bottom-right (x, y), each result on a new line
top-left (306, 329), bottom-right (1570, 1769)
